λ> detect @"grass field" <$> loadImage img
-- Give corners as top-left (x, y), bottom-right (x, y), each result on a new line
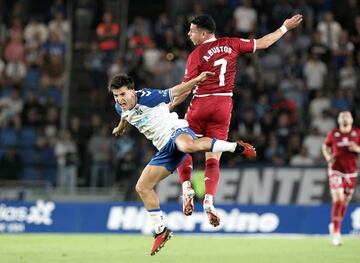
top-left (0, 234), bottom-right (359, 263)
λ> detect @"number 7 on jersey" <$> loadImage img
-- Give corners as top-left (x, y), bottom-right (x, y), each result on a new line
top-left (214, 58), bottom-right (227, 86)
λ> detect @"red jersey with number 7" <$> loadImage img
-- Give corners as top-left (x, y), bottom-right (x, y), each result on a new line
top-left (324, 128), bottom-right (360, 174)
top-left (184, 37), bottom-right (255, 95)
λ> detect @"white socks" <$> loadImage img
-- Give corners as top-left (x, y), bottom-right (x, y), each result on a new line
top-left (211, 139), bottom-right (237, 153)
top-left (204, 194), bottom-right (213, 204)
top-left (182, 181), bottom-right (192, 192)
top-left (147, 209), bottom-right (165, 234)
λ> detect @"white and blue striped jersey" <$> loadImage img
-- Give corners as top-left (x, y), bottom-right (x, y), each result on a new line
top-left (115, 88), bottom-right (188, 150)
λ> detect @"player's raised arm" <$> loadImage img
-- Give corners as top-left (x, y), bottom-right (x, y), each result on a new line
top-left (256, 14), bottom-right (303, 50)
top-left (112, 117), bottom-right (129, 136)
top-left (170, 71), bottom-right (214, 98)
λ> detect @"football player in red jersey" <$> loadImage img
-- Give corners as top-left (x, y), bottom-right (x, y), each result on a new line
top-left (322, 111), bottom-right (360, 246)
top-left (171, 14), bottom-right (303, 226)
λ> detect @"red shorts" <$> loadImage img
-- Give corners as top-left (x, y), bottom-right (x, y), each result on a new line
top-left (185, 96), bottom-right (232, 140)
top-left (329, 172), bottom-right (357, 196)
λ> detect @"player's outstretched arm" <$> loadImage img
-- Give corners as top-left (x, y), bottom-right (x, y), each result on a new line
top-left (112, 117), bottom-right (129, 136)
top-left (322, 143), bottom-right (335, 163)
top-left (168, 91), bottom-right (190, 111)
top-left (256, 14), bottom-right (303, 50)
top-left (348, 142), bottom-right (360, 153)
top-left (170, 71), bottom-right (214, 98)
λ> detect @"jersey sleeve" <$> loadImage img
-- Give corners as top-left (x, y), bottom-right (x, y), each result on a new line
top-left (183, 51), bottom-right (200, 82)
top-left (231, 37), bottom-right (256, 53)
top-left (324, 130), bottom-right (333, 146)
top-left (137, 88), bottom-right (172, 107)
top-left (115, 103), bottom-right (122, 116)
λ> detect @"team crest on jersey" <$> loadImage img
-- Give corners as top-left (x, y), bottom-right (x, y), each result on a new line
top-left (158, 90), bottom-right (168, 97)
top-left (351, 131), bottom-right (357, 137)
top-left (334, 132), bottom-right (340, 137)
top-left (134, 106), bottom-right (143, 115)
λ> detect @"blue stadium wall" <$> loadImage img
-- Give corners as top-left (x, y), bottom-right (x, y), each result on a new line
top-left (1, 200), bottom-right (360, 234)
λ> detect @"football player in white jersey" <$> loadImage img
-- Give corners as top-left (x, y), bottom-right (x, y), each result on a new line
top-left (108, 72), bottom-right (256, 256)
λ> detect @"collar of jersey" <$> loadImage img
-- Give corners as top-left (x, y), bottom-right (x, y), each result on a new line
top-left (203, 37), bottom-right (217, 44)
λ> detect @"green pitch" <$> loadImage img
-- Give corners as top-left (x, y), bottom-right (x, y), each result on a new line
top-left (0, 234), bottom-right (359, 263)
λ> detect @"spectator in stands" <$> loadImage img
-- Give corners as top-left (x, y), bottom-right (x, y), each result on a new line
top-left (334, 31), bottom-right (355, 69)
top-left (308, 31), bottom-right (331, 64)
top-left (128, 17), bottom-right (151, 59)
top-left (4, 57), bottom-right (27, 88)
top-left (21, 91), bottom-right (43, 127)
top-left (303, 126), bottom-right (324, 163)
top-left (0, 57), bottom-right (4, 87)
top-left (25, 29), bottom-right (43, 67)
top-left (40, 48), bottom-right (65, 89)
top-left (43, 105), bottom-right (60, 145)
top-left (0, 146), bottom-right (23, 180)
top-left (339, 58), bottom-right (357, 90)
top-left (24, 16), bottom-right (48, 45)
top-left (54, 129), bottom-right (78, 192)
top-left (96, 11), bottom-right (120, 63)
top-left (312, 109), bottom-right (336, 136)
top-left (107, 56), bottom-right (127, 79)
top-left (264, 134), bottom-right (286, 165)
top-left (290, 146), bottom-right (314, 166)
top-left (88, 125), bottom-right (115, 188)
top-left (233, 0), bottom-right (257, 38)
top-left (350, 15), bottom-right (360, 52)
top-left (209, 0), bottom-right (232, 37)
top-left (317, 11), bottom-right (342, 51)
top-left (4, 31), bottom-right (25, 62)
top-left (41, 31), bottom-right (66, 58)
top-left (0, 89), bottom-right (23, 124)
top-left (48, 11), bottom-right (69, 42)
top-left (303, 53), bottom-right (327, 100)
top-left (84, 41), bottom-right (107, 105)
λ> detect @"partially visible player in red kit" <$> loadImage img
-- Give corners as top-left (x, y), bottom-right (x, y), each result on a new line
top-left (322, 111), bottom-right (360, 246)
top-left (170, 14), bottom-right (303, 227)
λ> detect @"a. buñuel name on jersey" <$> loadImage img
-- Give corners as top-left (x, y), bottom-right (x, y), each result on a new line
top-left (203, 46), bottom-right (232, 61)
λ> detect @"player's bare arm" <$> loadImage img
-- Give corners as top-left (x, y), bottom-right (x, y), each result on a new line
top-left (170, 71), bottom-right (214, 98)
top-left (112, 117), bottom-right (129, 136)
top-left (322, 144), bottom-right (335, 163)
top-left (256, 14), bottom-right (303, 50)
top-left (348, 141), bottom-right (360, 153)
top-left (168, 91), bottom-right (191, 111)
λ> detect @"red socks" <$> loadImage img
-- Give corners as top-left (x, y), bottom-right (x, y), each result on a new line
top-left (177, 154), bottom-right (193, 183)
top-left (331, 200), bottom-right (345, 233)
top-left (204, 158), bottom-right (220, 196)
top-left (178, 156), bottom-right (220, 197)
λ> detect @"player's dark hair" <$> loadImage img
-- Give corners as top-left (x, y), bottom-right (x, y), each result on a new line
top-left (189, 14), bottom-right (216, 34)
top-left (108, 74), bottom-right (135, 92)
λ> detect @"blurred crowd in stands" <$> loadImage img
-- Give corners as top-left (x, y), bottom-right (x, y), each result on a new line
top-left (0, 0), bottom-right (359, 196)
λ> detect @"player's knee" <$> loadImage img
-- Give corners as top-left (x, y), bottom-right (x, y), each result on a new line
top-left (135, 182), bottom-right (148, 196)
top-left (177, 141), bottom-right (193, 153)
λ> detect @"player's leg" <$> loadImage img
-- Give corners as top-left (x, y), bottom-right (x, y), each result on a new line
top-left (202, 96), bottom-right (232, 227)
top-left (177, 98), bottom-right (204, 214)
top-left (339, 177), bottom-right (357, 236)
top-left (177, 154), bottom-right (195, 216)
top-left (328, 174), bottom-right (345, 246)
top-left (135, 165), bottom-right (173, 255)
top-left (203, 151), bottom-right (222, 227)
top-left (175, 129), bottom-right (256, 225)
